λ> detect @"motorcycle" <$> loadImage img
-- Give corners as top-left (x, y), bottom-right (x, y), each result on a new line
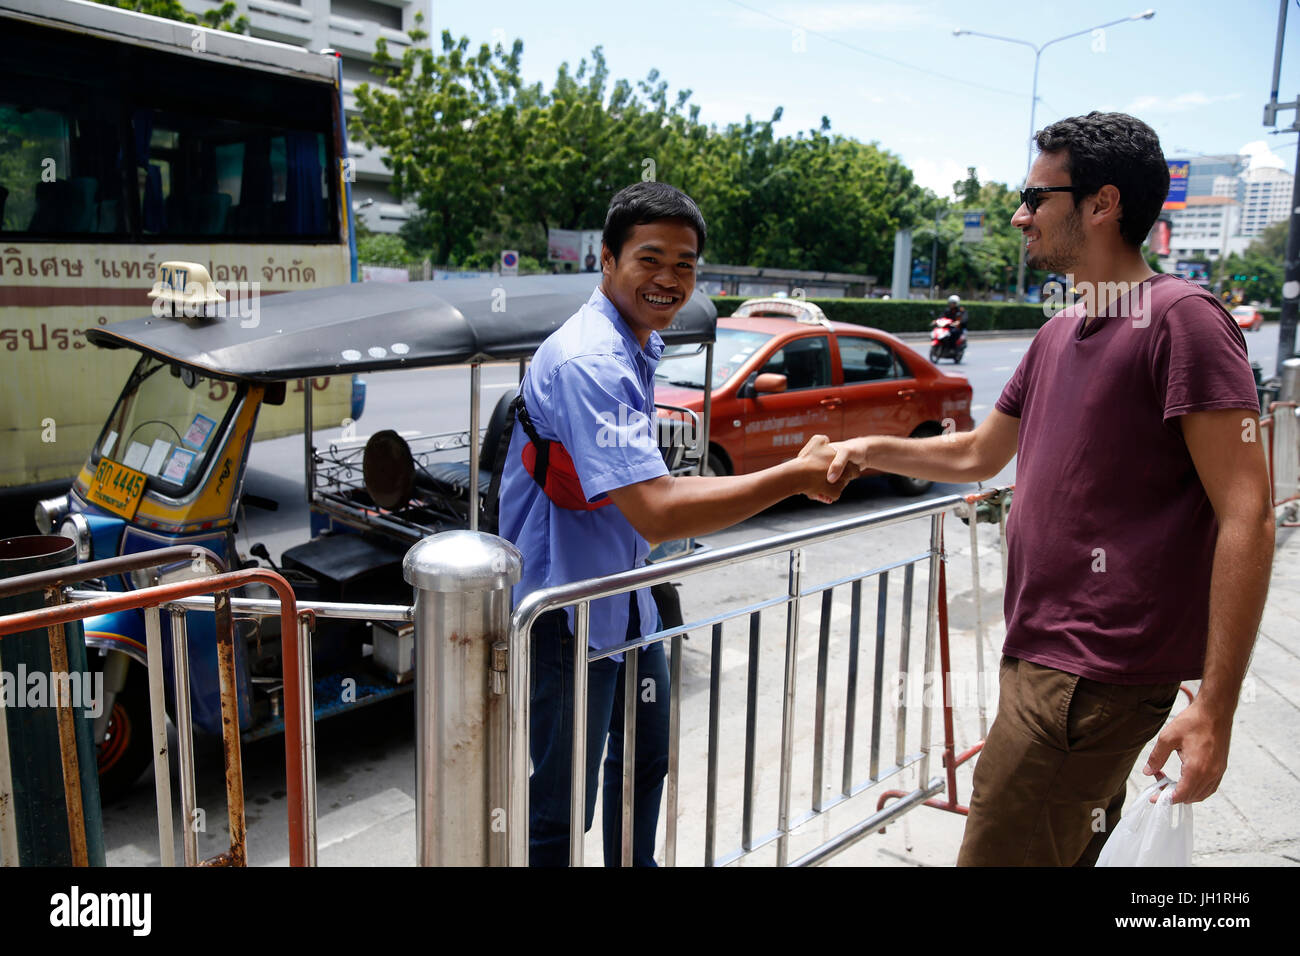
top-left (929, 315), bottom-right (966, 364)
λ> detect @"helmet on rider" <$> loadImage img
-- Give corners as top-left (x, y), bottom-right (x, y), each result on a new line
top-left (947, 294), bottom-right (960, 305)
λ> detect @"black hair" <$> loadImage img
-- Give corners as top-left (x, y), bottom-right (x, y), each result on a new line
top-left (602, 181), bottom-right (707, 260)
top-left (1035, 112), bottom-right (1169, 247)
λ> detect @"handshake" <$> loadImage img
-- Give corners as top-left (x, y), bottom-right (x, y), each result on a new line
top-left (794, 435), bottom-right (868, 504)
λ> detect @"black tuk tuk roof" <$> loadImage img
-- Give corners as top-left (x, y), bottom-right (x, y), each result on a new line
top-left (85, 274), bottom-right (717, 382)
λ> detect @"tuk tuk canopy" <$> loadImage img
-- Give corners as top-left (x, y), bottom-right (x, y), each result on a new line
top-left (86, 274), bottom-right (718, 382)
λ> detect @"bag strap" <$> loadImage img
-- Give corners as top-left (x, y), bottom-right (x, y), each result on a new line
top-left (510, 394), bottom-right (550, 489)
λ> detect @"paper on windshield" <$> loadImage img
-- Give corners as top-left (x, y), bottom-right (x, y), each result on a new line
top-left (143, 439), bottom-right (171, 476)
top-left (122, 441), bottom-right (149, 471)
top-left (183, 414), bottom-right (216, 450)
top-left (163, 447), bottom-right (196, 483)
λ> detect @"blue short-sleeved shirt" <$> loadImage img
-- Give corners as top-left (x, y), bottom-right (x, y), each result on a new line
top-left (499, 286), bottom-right (668, 654)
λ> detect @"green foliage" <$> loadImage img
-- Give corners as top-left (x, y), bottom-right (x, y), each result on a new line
top-left (1215, 219), bottom-right (1287, 303)
top-left (711, 296), bottom-right (1053, 333)
top-left (350, 15), bottom-right (522, 265)
top-left (347, 22), bottom-right (1018, 289)
top-left (356, 230), bottom-right (414, 265)
top-left (91, 0), bottom-right (249, 32)
top-left (913, 180), bottom-right (1027, 295)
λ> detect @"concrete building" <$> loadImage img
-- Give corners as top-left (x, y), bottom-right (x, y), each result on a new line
top-left (1163, 195), bottom-right (1241, 269)
top-left (1180, 153), bottom-right (1248, 198)
top-left (184, 0), bottom-right (424, 232)
top-left (1239, 165), bottom-right (1294, 239)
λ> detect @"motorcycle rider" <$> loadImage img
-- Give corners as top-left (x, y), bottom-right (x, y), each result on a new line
top-left (942, 294), bottom-right (967, 345)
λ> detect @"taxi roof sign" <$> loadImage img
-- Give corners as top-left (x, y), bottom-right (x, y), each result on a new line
top-left (147, 261), bottom-right (226, 307)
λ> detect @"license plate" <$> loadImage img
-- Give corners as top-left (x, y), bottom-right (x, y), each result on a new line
top-left (87, 458), bottom-right (147, 520)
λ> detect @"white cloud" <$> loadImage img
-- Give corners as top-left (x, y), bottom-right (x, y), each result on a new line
top-left (729, 2), bottom-right (945, 34)
top-left (1122, 91), bottom-right (1242, 114)
top-left (1239, 140), bottom-right (1287, 170)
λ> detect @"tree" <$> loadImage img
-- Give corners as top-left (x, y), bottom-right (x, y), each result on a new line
top-left (1215, 220), bottom-right (1287, 303)
top-left (496, 50), bottom-right (694, 241)
top-left (91, 0), bottom-right (249, 32)
top-left (351, 15), bottom-right (522, 265)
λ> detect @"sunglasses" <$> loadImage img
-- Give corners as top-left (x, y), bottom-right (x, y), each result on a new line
top-left (1019, 186), bottom-right (1083, 213)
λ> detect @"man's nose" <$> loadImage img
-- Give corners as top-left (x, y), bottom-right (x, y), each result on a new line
top-left (1011, 203), bottom-right (1032, 228)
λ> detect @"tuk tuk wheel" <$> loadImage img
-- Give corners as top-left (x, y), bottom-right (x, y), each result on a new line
top-left (96, 658), bottom-right (154, 802)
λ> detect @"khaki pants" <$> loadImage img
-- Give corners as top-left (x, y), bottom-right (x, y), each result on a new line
top-left (957, 656), bottom-right (1181, 867)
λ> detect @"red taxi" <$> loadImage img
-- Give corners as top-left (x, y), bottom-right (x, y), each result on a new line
top-left (655, 299), bottom-right (975, 495)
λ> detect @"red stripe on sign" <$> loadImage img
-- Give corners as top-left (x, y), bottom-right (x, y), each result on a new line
top-left (0, 287), bottom-right (289, 307)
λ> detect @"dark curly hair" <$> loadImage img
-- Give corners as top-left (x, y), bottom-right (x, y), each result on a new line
top-left (603, 181), bottom-right (707, 260)
top-left (1035, 112), bottom-right (1169, 247)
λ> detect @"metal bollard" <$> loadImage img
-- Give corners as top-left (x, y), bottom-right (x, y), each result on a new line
top-left (404, 530), bottom-right (521, 867)
top-left (1276, 358), bottom-right (1300, 504)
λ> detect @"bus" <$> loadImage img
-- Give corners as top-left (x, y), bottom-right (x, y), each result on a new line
top-left (0, 0), bottom-right (359, 532)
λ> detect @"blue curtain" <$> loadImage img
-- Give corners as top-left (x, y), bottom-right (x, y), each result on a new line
top-left (284, 131), bottom-right (324, 235)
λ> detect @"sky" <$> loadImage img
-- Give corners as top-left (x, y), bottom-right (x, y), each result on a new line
top-left (431, 0), bottom-right (1300, 198)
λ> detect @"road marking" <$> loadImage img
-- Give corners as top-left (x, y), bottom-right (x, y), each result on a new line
top-left (1010, 347), bottom-right (1027, 354)
top-left (992, 366), bottom-right (1011, 372)
top-left (482, 383), bottom-right (517, 390)
top-left (972, 404), bottom-right (988, 412)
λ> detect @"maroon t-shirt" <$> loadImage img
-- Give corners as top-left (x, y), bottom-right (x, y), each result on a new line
top-left (995, 274), bottom-right (1259, 683)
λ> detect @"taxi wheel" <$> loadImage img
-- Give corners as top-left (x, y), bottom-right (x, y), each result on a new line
top-left (703, 451), bottom-right (729, 478)
top-left (96, 661), bottom-right (154, 803)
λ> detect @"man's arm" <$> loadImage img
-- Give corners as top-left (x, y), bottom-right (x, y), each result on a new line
top-left (826, 409), bottom-right (1020, 484)
top-left (605, 435), bottom-right (850, 543)
top-left (1144, 407), bottom-right (1275, 803)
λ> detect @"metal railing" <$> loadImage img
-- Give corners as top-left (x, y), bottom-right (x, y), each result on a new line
top-left (1262, 400), bottom-right (1300, 526)
top-left (506, 486), bottom-right (1013, 867)
top-left (0, 551), bottom-right (318, 866)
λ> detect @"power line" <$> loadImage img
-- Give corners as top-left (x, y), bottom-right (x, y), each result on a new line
top-left (719, 0), bottom-right (1025, 101)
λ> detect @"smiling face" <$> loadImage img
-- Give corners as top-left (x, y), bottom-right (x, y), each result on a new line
top-left (600, 219), bottom-right (699, 347)
top-left (1012, 151), bottom-right (1087, 273)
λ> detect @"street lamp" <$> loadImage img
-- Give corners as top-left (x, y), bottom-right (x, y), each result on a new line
top-left (954, 10), bottom-right (1156, 302)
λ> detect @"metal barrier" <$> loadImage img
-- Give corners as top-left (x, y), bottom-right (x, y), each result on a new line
top-left (1265, 357), bottom-right (1300, 527)
top-left (506, 486), bottom-right (1014, 867)
top-left (0, 552), bottom-right (316, 866)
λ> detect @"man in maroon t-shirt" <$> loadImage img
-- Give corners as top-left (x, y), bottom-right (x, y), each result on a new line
top-left (827, 112), bottom-right (1275, 866)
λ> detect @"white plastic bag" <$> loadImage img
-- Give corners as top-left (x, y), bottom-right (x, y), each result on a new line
top-left (1095, 779), bottom-right (1193, 867)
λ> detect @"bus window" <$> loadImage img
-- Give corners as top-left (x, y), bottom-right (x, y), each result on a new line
top-left (0, 101), bottom-right (128, 237)
top-left (2, 22), bottom-right (338, 242)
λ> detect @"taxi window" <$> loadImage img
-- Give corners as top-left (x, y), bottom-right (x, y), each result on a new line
top-left (838, 336), bottom-right (908, 382)
top-left (760, 335), bottom-right (831, 390)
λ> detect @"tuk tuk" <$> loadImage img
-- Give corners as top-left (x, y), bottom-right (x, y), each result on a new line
top-left (34, 270), bottom-right (717, 799)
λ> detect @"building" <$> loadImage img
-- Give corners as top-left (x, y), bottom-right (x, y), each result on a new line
top-left (1179, 153), bottom-right (1248, 199)
top-left (184, 0), bottom-right (423, 233)
top-left (1239, 165), bottom-right (1294, 239)
top-left (1162, 195), bottom-right (1241, 273)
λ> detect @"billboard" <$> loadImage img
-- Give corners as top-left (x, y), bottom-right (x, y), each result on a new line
top-left (548, 228), bottom-right (602, 271)
top-left (962, 211), bottom-right (985, 243)
top-left (1164, 162), bottom-right (1190, 211)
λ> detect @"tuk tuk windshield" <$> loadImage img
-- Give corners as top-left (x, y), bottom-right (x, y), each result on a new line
top-left (94, 357), bottom-right (243, 496)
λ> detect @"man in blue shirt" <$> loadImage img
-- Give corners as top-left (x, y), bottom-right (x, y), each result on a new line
top-left (500, 181), bottom-right (851, 866)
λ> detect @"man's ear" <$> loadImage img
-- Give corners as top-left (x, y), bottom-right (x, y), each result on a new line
top-left (600, 242), bottom-right (616, 276)
top-left (1089, 185), bottom-right (1123, 228)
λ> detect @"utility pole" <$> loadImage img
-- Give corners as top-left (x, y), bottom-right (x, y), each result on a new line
top-left (1264, 0), bottom-right (1300, 374)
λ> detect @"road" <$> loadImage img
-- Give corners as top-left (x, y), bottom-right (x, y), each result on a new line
top-left (100, 325), bottom-right (1284, 865)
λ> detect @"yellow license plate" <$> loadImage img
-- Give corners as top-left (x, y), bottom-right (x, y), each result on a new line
top-left (87, 458), bottom-right (147, 520)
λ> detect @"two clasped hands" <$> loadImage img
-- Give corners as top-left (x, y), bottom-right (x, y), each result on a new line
top-left (792, 435), bottom-right (871, 504)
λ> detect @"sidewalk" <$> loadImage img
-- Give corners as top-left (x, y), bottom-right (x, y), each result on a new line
top-left (831, 520), bottom-right (1300, 867)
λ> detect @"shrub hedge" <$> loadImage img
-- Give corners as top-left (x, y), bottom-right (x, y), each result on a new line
top-left (710, 297), bottom-right (1284, 333)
